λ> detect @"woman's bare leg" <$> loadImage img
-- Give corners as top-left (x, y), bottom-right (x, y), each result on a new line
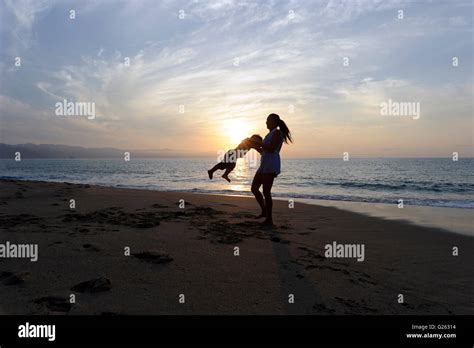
top-left (262, 173), bottom-right (275, 224)
top-left (251, 173), bottom-right (266, 218)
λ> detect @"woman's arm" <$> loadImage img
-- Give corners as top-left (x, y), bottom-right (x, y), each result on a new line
top-left (247, 138), bottom-right (263, 153)
top-left (261, 130), bottom-right (282, 153)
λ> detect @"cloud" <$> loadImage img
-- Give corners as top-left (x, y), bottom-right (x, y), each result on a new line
top-left (317, 0), bottom-right (404, 25)
top-left (2, 0), bottom-right (53, 53)
top-left (449, 16), bottom-right (467, 26)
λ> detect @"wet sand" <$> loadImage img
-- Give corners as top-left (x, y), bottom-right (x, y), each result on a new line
top-left (298, 199), bottom-right (474, 236)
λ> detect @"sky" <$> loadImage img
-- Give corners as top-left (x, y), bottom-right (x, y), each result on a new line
top-left (0, 0), bottom-right (472, 158)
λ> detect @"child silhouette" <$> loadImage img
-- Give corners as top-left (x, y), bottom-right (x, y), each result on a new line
top-left (208, 134), bottom-right (262, 182)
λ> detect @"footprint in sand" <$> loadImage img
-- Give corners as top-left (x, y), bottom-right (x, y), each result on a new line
top-left (357, 277), bottom-right (377, 285)
top-left (0, 214), bottom-right (43, 230)
top-left (270, 236), bottom-right (290, 244)
top-left (83, 243), bottom-right (101, 251)
top-left (62, 208), bottom-right (168, 228)
top-left (218, 236), bottom-right (242, 244)
top-left (71, 277), bottom-right (112, 293)
top-left (0, 271), bottom-right (27, 285)
top-left (132, 251), bottom-right (173, 264)
top-left (34, 296), bottom-right (72, 313)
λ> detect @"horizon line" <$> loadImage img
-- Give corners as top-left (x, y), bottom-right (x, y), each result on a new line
top-left (1, 156), bottom-right (473, 160)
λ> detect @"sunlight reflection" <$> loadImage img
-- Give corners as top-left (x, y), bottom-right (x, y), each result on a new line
top-left (229, 183), bottom-right (247, 192)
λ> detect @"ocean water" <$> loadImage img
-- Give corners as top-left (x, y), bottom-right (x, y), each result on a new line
top-left (1, 158), bottom-right (473, 209)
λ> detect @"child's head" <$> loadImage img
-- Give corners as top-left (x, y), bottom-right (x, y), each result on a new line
top-left (237, 134), bottom-right (262, 150)
top-left (250, 134), bottom-right (262, 141)
top-left (240, 134), bottom-right (262, 150)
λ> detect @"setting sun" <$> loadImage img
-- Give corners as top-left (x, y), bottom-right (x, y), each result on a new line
top-left (224, 119), bottom-right (252, 147)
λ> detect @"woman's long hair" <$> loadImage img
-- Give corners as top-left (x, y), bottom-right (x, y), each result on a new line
top-left (269, 113), bottom-right (293, 144)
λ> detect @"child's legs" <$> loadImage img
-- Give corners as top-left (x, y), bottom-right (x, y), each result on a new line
top-left (221, 163), bottom-right (236, 182)
top-left (222, 163), bottom-right (236, 177)
top-left (209, 162), bottom-right (226, 173)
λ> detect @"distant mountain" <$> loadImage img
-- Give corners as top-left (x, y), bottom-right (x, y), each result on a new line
top-left (0, 143), bottom-right (212, 159)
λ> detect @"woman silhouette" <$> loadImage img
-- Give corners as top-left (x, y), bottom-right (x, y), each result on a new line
top-left (250, 113), bottom-right (292, 225)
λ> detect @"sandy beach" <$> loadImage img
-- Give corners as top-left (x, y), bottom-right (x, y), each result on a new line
top-left (0, 179), bottom-right (473, 315)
